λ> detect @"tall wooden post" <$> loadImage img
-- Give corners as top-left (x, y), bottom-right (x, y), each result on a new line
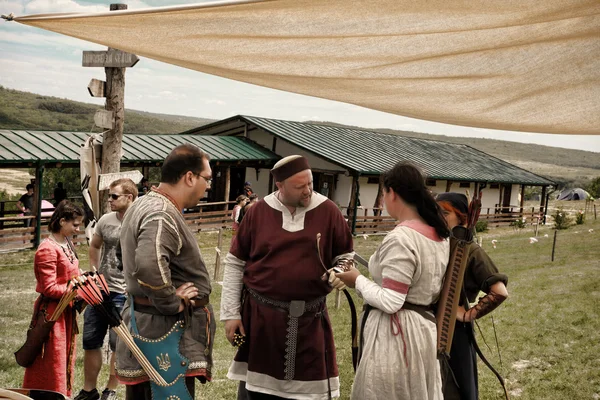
top-left (83, 3), bottom-right (138, 217)
top-left (34, 164), bottom-right (45, 248)
top-left (224, 166), bottom-right (231, 211)
top-left (348, 174), bottom-right (360, 235)
top-left (373, 179), bottom-right (384, 217)
top-left (551, 230), bottom-right (558, 262)
top-left (142, 165), bottom-right (150, 181)
top-left (539, 185), bottom-right (547, 216)
top-left (497, 184), bottom-right (504, 214)
top-left (268, 137), bottom-right (277, 194)
top-left (520, 185), bottom-right (526, 215)
top-left (214, 228), bottom-right (223, 281)
top-left (445, 180), bottom-right (453, 192)
top-left (99, 3), bottom-right (127, 215)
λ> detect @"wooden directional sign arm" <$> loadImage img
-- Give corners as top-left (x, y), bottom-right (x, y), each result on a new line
top-left (98, 170), bottom-right (143, 191)
top-left (88, 79), bottom-right (106, 97)
top-left (82, 50), bottom-right (139, 68)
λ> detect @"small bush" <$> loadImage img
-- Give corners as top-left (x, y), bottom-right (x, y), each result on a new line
top-left (553, 207), bottom-right (572, 230)
top-left (575, 210), bottom-right (585, 225)
top-left (475, 220), bottom-right (488, 232)
top-left (510, 218), bottom-right (526, 230)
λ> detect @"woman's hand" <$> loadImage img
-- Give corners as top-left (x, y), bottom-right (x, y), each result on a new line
top-left (335, 268), bottom-right (362, 289)
top-left (455, 305), bottom-right (467, 322)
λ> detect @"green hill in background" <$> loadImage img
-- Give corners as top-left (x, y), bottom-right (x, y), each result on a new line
top-left (1, 85), bottom-right (598, 189)
top-left (0, 86), bottom-right (214, 134)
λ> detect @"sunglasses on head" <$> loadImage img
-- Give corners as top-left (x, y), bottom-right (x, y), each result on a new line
top-left (109, 193), bottom-right (125, 200)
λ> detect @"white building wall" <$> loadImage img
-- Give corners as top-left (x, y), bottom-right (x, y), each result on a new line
top-left (246, 130), bottom-right (344, 172)
top-left (357, 177), bottom-right (381, 216)
top-left (246, 129), bottom-right (272, 149)
top-left (243, 167), bottom-right (271, 199)
top-left (244, 129), bottom-right (347, 199)
top-left (481, 188), bottom-right (501, 213)
top-left (511, 184), bottom-right (521, 208)
top-left (430, 182), bottom-right (523, 214)
top-left (241, 129), bottom-right (526, 216)
top-left (333, 175), bottom-right (353, 208)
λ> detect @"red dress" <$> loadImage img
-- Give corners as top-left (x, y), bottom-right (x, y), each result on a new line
top-left (22, 239), bottom-right (80, 397)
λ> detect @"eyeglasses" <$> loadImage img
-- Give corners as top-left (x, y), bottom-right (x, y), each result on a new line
top-left (197, 174), bottom-right (212, 186)
top-left (109, 193), bottom-right (125, 200)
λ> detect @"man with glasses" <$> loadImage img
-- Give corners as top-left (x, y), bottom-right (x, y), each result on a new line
top-left (75, 178), bottom-right (138, 400)
top-left (116, 144), bottom-right (215, 400)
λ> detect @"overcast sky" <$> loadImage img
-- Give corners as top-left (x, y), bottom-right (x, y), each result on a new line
top-left (1, 0), bottom-right (599, 153)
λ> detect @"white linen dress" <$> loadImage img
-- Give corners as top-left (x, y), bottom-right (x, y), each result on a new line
top-left (351, 221), bottom-right (449, 400)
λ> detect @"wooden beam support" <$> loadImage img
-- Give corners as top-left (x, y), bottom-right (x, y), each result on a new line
top-left (268, 137), bottom-right (277, 193)
top-left (373, 179), bottom-right (384, 217)
top-left (34, 164), bottom-right (45, 248)
top-left (99, 3), bottom-right (130, 215)
top-left (498, 184), bottom-right (504, 213)
top-left (349, 174), bottom-right (360, 235)
top-left (540, 185), bottom-right (548, 216)
top-left (445, 180), bottom-right (453, 192)
top-left (224, 166), bottom-right (231, 211)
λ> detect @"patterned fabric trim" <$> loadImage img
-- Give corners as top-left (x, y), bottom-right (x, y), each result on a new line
top-left (116, 367), bottom-right (147, 379)
top-left (136, 279), bottom-right (171, 290)
top-left (188, 361), bottom-right (208, 370)
top-left (116, 366), bottom-right (211, 385)
top-left (229, 362), bottom-right (340, 399)
top-left (284, 316), bottom-right (299, 380)
top-left (382, 278), bottom-right (410, 294)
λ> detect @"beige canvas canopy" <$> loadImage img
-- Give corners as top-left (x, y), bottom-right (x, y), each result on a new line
top-left (12, 0), bottom-right (600, 135)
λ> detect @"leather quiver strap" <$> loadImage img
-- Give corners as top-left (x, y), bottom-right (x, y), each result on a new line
top-left (14, 308), bottom-right (56, 367)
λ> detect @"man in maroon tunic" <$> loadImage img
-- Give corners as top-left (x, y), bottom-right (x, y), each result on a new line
top-left (221, 155), bottom-right (354, 399)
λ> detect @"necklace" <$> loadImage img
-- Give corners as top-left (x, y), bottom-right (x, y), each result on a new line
top-left (48, 233), bottom-right (68, 246)
top-left (48, 234), bottom-right (76, 264)
top-left (276, 192), bottom-right (296, 216)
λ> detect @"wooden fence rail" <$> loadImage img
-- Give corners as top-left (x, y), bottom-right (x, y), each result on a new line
top-left (0, 199), bottom-right (236, 252)
top-left (343, 206), bottom-right (545, 235)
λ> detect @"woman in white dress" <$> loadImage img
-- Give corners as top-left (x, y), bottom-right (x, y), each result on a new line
top-left (337, 162), bottom-right (450, 400)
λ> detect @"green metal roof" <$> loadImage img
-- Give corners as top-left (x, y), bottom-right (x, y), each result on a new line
top-left (0, 130), bottom-right (278, 167)
top-left (188, 115), bottom-right (554, 186)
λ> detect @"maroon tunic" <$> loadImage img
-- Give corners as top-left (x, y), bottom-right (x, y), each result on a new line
top-left (228, 192), bottom-right (353, 397)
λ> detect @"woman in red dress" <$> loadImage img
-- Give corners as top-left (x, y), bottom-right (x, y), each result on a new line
top-left (23, 200), bottom-right (84, 397)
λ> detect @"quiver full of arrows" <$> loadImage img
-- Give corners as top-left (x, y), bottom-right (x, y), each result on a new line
top-left (435, 226), bottom-right (473, 357)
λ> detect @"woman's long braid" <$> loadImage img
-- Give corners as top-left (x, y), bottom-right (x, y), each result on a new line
top-left (416, 186), bottom-right (450, 239)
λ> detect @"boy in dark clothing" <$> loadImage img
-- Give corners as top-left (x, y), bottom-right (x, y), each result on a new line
top-left (17, 184), bottom-right (34, 227)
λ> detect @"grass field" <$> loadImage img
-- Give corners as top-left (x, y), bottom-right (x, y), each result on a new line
top-left (0, 210), bottom-right (599, 399)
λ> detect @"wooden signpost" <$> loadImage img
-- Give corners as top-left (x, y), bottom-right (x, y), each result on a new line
top-left (83, 3), bottom-right (138, 215)
top-left (87, 79), bottom-right (106, 98)
top-left (83, 50), bottom-right (139, 68)
top-left (93, 110), bottom-right (114, 130)
top-left (98, 170), bottom-right (143, 191)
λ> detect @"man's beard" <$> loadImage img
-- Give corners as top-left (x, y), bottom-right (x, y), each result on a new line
top-left (297, 194), bottom-right (311, 207)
